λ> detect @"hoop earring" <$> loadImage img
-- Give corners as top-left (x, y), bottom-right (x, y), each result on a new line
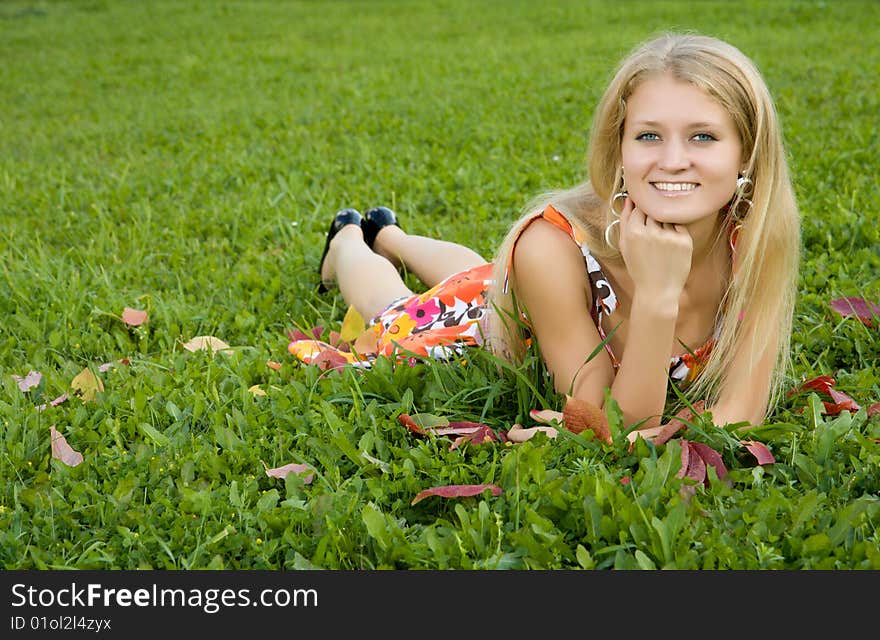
top-left (736, 174), bottom-right (753, 196)
top-left (604, 219), bottom-right (620, 249)
top-left (610, 191), bottom-right (628, 217)
top-left (729, 173), bottom-right (754, 220)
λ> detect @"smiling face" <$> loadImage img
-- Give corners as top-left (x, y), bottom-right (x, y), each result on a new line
top-left (620, 72), bottom-right (743, 227)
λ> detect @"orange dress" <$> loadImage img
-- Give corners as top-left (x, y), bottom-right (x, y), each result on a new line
top-left (288, 262), bottom-right (493, 368)
top-left (290, 205), bottom-right (717, 381)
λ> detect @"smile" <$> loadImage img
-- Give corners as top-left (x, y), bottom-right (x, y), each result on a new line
top-left (652, 182), bottom-right (699, 192)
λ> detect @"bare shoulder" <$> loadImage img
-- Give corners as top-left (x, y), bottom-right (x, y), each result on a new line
top-left (513, 218), bottom-right (584, 269)
top-left (512, 218), bottom-right (591, 300)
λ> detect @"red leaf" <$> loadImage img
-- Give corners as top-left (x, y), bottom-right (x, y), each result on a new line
top-left (265, 462), bottom-right (314, 483)
top-left (654, 400), bottom-right (706, 446)
top-left (398, 414), bottom-right (427, 435)
top-left (822, 401), bottom-right (859, 416)
top-left (676, 440), bottom-right (707, 485)
top-left (287, 325), bottom-right (324, 342)
top-left (13, 370), bottom-right (42, 392)
top-left (787, 375), bottom-right (835, 397)
top-left (829, 296), bottom-right (880, 326)
top-left (448, 425), bottom-right (499, 450)
top-left (310, 349), bottom-right (351, 372)
top-left (689, 441), bottom-right (728, 484)
top-left (742, 440), bottom-right (775, 465)
top-left (828, 388), bottom-right (861, 411)
top-left (121, 307), bottom-right (148, 327)
top-left (411, 484), bottom-right (502, 505)
top-left (50, 426), bottom-right (83, 467)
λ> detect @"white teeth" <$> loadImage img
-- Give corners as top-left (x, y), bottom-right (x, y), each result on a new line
top-left (653, 182), bottom-right (697, 192)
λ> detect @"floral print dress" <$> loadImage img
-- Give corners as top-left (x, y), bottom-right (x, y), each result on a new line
top-left (289, 204), bottom-right (716, 382)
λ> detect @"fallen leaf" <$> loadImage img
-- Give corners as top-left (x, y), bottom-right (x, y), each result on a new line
top-left (448, 424), bottom-right (500, 450)
top-left (265, 462), bottom-right (315, 483)
top-left (182, 335), bottom-right (233, 356)
top-left (411, 483), bottom-right (502, 505)
top-left (506, 423), bottom-right (558, 443)
top-left (828, 388), bottom-right (861, 411)
top-left (829, 296), bottom-right (880, 326)
top-left (310, 349), bottom-right (352, 371)
top-left (339, 305), bottom-right (366, 343)
top-left (13, 370), bottom-right (42, 392)
top-left (787, 375), bottom-right (835, 397)
top-left (676, 440), bottom-right (707, 486)
top-left (36, 393), bottom-right (70, 413)
top-left (689, 441), bottom-right (729, 483)
top-left (741, 440), bottom-right (775, 465)
top-left (676, 439), bottom-right (728, 490)
top-left (653, 400), bottom-right (706, 446)
top-left (121, 307), bottom-right (148, 327)
top-left (529, 409), bottom-right (564, 425)
top-left (50, 426), bottom-right (83, 467)
top-left (563, 395), bottom-right (611, 443)
top-left (288, 326), bottom-right (323, 342)
top-left (98, 359), bottom-right (129, 373)
top-left (69, 367), bottom-right (104, 402)
top-left (398, 413), bottom-right (427, 435)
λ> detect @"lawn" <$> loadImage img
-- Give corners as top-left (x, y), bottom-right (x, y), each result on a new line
top-left (1, 0), bottom-right (879, 570)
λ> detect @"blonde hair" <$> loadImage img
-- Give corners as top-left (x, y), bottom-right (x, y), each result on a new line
top-left (487, 32), bottom-right (801, 419)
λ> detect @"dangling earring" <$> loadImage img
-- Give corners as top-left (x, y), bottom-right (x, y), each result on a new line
top-left (605, 167), bottom-right (627, 249)
top-left (730, 173), bottom-right (754, 221)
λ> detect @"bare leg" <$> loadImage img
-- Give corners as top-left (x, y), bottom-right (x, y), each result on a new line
top-left (321, 225), bottom-right (413, 321)
top-left (371, 226), bottom-right (488, 287)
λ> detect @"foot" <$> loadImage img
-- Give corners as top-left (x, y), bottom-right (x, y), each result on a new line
top-left (317, 208), bottom-right (362, 293)
top-left (362, 206), bottom-right (402, 250)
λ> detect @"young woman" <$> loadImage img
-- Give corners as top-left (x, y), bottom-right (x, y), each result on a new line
top-left (291, 32), bottom-right (801, 440)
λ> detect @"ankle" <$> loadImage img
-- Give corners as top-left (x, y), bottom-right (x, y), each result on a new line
top-left (372, 225), bottom-right (405, 260)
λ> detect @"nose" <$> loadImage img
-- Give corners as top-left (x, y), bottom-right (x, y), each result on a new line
top-left (658, 139), bottom-right (690, 171)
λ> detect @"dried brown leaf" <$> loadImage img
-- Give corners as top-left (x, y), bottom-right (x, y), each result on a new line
top-left (50, 425), bottom-right (83, 467)
top-left (563, 395), bottom-right (611, 444)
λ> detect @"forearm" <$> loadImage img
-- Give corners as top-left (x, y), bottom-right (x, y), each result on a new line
top-left (606, 295), bottom-right (679, 429)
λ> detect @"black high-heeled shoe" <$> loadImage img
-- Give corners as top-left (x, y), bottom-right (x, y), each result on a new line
top-left (317, 208), bottom-right (362, 293)
top-left (361, 206), bottom-right (402, 250)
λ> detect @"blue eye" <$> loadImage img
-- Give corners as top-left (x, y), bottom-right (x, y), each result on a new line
top-left (693, 133), bottom-right (717, 142)
top-left (636, 132), bottom-right (660, 141)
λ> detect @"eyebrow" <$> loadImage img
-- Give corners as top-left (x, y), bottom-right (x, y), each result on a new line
top-left (631, 120), bottom-right (723, 129)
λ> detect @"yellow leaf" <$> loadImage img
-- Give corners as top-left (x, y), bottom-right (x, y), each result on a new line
top-left (339, 305), bottom-right (366, 343)
top-left (248, 385), bottom-right (267, 397)
top-left (70, 367), bottom-right (104, 402)
top-left (182, 335), bottom-right (233, 356)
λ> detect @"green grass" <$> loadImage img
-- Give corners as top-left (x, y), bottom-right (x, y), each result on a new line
top-left (1, 0), bottom-right (879, 569)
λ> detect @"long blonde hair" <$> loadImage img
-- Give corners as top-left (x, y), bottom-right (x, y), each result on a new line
top-left (487, 32), bottom-right (801, 419)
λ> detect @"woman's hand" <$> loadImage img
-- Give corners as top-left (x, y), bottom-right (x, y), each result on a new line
top-left (618, 197), bottom-right (693, 301)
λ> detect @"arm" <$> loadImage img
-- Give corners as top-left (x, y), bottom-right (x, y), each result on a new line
top-left (706, 325), bottom-right (777, 428)
top-left (512, 220), bottom-right (615, 408)
top-left (512, 219), bottom-right (687, 429)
